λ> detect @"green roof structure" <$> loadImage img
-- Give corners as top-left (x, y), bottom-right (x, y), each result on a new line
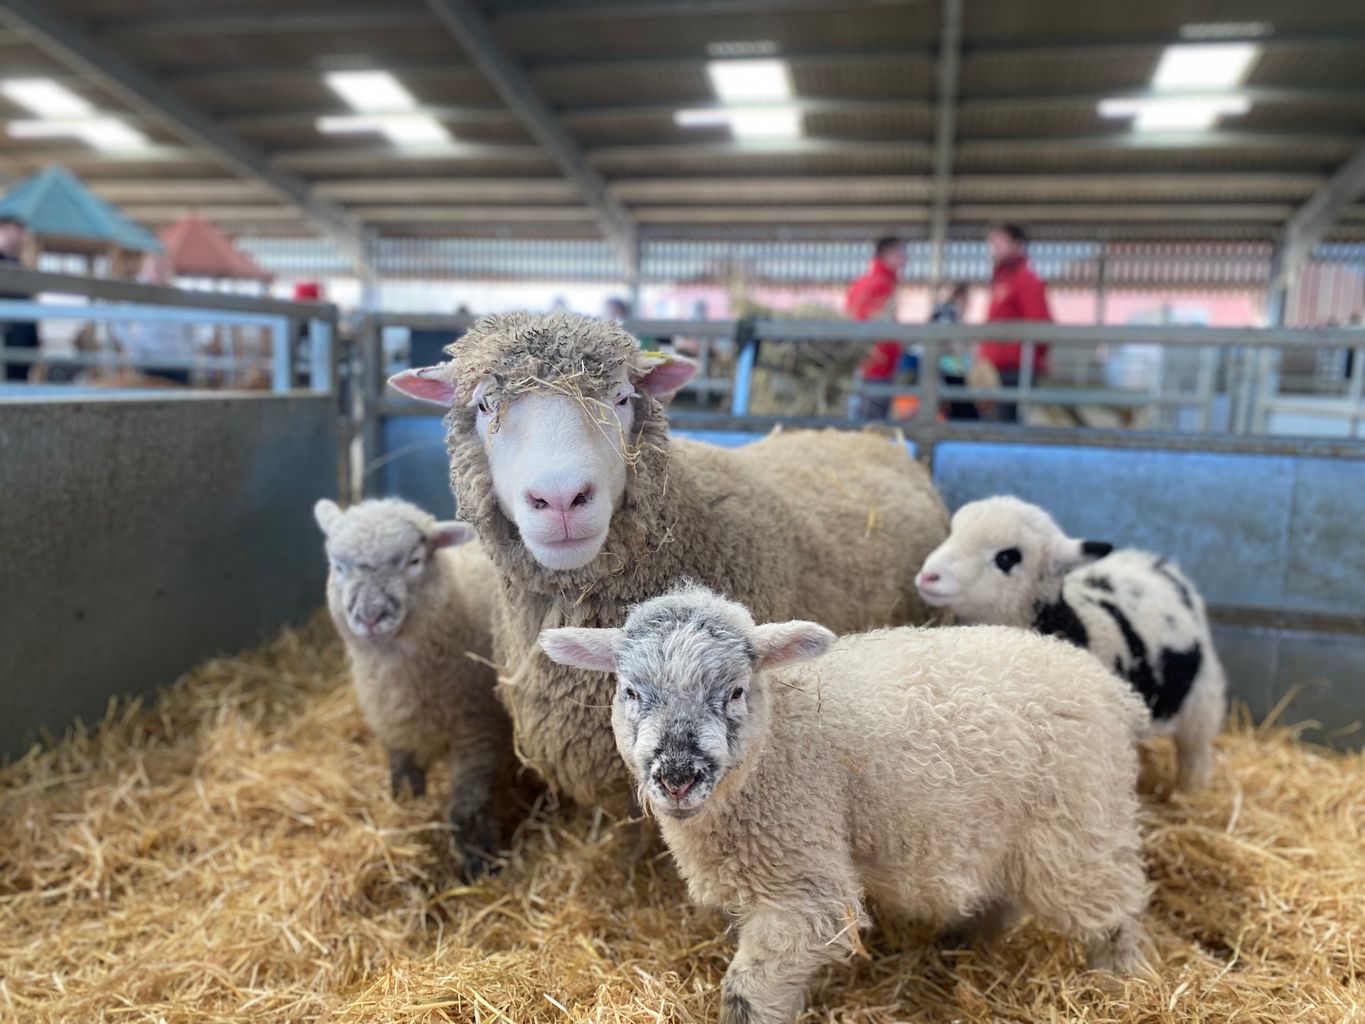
top-left (0, 165), bottom-right (161, 253)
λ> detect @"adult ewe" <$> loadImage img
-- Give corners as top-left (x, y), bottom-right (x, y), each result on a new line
top-left (390, 312), bottom-right (948, 809)
top-left (916, 495), bottom-right (1226, 790)
top-left (541, 585), bottom-right (1151, 1024)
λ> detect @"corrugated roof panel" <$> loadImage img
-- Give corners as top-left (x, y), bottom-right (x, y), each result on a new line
top-left (961, 53), bottom-right (1157, 94)
top-left (591, 147), bottom-right (932, 179)
top-left (962, 0), bottom-right (1365, 41)
top-left (950, 174), bottom-right (1322, 203)
top-left (493, 6), bottom-right (930, 61)
top-left (954, 140), bottom-right (1354, 174)
top-left (1250, 47), bottom-right (1365, 86)
top-left (532, 65), bottom-right (714, 106)
top-left (107, 25), bottom-right (458, 71)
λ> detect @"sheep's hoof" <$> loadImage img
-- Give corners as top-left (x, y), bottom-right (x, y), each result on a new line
top-left (718, 990), bottom-right (755, 1024)
top-left (388, 751), bottom-right (426, 799)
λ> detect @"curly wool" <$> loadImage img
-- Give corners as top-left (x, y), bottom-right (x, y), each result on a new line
top-left (437, 312), bottom-right (950, 809)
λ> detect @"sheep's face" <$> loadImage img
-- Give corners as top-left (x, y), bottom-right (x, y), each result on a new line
top-left (472, 371), bottom-right (637, 572)
top-left (539, 587), bottom-right (833, 820)
top-left (916, 496), bottom-right (1109, 626)
top-left (314, 499), bottom-right (473, 642)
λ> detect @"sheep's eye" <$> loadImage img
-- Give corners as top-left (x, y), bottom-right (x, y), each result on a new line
top-left (615, 392), bottom-right (632, 407)
top-left (476, 397), bottom-right (493, 415)
top-left (407, 554), bottom-right (422, 568)
top-left (623, 686), bottom-right (639, 701)
top-left (994, 548), bottom-right (1022, 573)
top-left (729, 687), bottom-right (745, 702)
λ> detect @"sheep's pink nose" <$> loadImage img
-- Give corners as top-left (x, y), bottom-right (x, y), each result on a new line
top-left (920, 571), bottom-right (941, 584)
top-left (362, 611), bottom-right (384, 627)
top-left (525, 483), bottom-right (594, 516)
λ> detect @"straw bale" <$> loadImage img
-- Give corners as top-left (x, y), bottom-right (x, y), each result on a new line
top-left (2, 618), bottom-right (1362, 1023)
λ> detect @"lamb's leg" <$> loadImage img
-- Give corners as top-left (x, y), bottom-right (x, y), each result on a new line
top-left (1085, 917), bottom-right (1149, 975)
top-left (1175, 663), bottom-right (1225, 792)
top-left (446, 747), bottom-right (501, 881)
top-left (938, 899), bottom-right (1016, 948)
top-left (388, 749), bottom-right (426, 798)
top-left (720, 898), bottom-right (863, 1024)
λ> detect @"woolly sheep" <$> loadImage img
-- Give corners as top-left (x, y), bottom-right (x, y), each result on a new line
top-left (916, 495), bottom-right (1227, 791)
top-left (314, 497), bottom-right (512, 875)
top-left (541, 584), bottom-right (1152, 1024)
top-left (389, 312), bottom-right (950, 811)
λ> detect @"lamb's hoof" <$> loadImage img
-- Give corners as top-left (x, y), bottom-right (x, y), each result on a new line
top-left (451, 814), bottom-right (502, 882)
top-left (1086, 923), bottom-right (1151, 977)
top-left (718, 990), bottom-right (755, 1024)
top-left (388, 753), bottom-right (426, 799)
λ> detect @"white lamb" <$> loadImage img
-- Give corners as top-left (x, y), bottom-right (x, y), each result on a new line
top-left (916, 495), bottom-right (1227, 791)
top-left (541, 584), bottom-right (1152, 1024)
top-left (314, 498), bottom-right (512, 876)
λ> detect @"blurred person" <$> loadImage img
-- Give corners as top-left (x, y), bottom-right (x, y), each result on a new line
top-left (930, 282), bottom-right (980, 421)
top-left (604, 297), bottom-right (631, 321)
top-left (110, 253), bottom-right (198, 385)
top-left (979, 224), bottom-right (1052, 423)
top-left (847, 236), bottom-right (907, 419)
top-left (0, 214), bottom-right (39, 381)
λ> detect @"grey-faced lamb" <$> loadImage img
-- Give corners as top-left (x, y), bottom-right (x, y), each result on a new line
top-left (541, 584), bottom-right (1152, 1024)
top-left (916, 495), bottom-right (1226, 791)
top-left (314, 497), bottom-right (513, 875)
top-left (388, 311), bottom-right (950, 812)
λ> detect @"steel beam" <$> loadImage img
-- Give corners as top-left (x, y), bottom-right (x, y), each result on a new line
top-left (0, 0), bottom-right (368, 266)
top-left (91, 5), bottom-right (431, 37)
top-left (1271, 142), bottom-right (1365, 293)
top-left (423, 0), bottom-right (637, 274)
top-left (928, 0), bottom-right (963, 286)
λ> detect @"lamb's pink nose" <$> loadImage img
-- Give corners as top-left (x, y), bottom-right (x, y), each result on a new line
top-left (920, 571), bottom-right (941, 584)
top-left (660, 775), bottom-right (695, 801)
top-left (525, 483), bottom-right (594, 516)
top-left (362, 611), bottom-right (384, 627)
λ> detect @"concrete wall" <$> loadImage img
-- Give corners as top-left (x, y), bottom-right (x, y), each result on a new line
top-left (0, 394), bottom-right (338, 760)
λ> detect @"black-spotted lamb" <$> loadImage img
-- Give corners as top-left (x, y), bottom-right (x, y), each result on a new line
top-left (388, 311), bottom-right (949, 812)
top-left (541, 584), bottom-right (1152, 1024)
top-left (314, 497), bottom-right (513, 875)
top-left (916, 495), bottom-right (1226, 791)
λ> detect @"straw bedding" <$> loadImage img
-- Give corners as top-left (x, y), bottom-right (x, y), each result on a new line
top-left (2, 617), bottom-right (1362, 1023)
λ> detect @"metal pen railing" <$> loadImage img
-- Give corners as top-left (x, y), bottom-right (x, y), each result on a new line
top-left (351, 312), bottom-right (1365, 499)
top-left (0, 266), bottom-right (339, 394)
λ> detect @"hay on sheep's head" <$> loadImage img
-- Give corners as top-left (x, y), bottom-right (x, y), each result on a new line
top-left (437, 313), bottom-right (676, 599)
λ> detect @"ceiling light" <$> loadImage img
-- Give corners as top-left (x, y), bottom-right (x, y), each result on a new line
top-left (674, 109), bottom-right (731, 128)
top-left (317, 113), bottom-right (451, 146)
top-left (1179, 22), bottom-right (1273, 40)
top-left (707, 59), bottom-right (792, 102)
top-left (1152, 43), bottom-right (1259, 90)
top-left (8, 116), bottom-right (150, 150)
top-left (1099, 96), bottom-right (1251, 132)
top-left (675, 106), bottom-right (801, 138)
top-left (706, 40), bottom-right (779, 58)
top-left (324, 70), bottom-right (418, 112)
top-left (0, 78), bottom-right (94, 117)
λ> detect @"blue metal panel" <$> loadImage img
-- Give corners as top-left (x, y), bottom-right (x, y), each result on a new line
top-left (1284, 457), bottom-right (1365, 615)
top-left (932, 443), bottom-right (1298, 610)
top-left (376, 416), bottom-right (455, 516)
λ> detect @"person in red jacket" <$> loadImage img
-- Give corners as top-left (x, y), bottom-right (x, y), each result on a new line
top-left (980, 223), bottom-right (1052, 422)
top-left (846, 236), bottom-right (906, 419)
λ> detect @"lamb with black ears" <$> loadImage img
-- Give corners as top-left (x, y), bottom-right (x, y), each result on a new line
top-left (916, 494), bottom-right (1226, 791)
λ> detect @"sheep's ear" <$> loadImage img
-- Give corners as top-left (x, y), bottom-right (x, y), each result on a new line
top-left (539, 627), bottom-right (622, 673)
top-left (314, 498), bottom-right (342, 534)
top-left (750, 621), bottom-right (835, 670)
top-left (429, 521), bottom-right (475, 549)
top-left (634, 353), bottom-right (697, 402)
top-left (389, 366), bottom-right (455, 405)
top-left (1050, 536), bottom-right (1113, 574)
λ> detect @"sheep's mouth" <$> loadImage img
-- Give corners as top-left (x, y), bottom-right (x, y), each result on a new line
top-left (525, 530), bottom-right (609, 570)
